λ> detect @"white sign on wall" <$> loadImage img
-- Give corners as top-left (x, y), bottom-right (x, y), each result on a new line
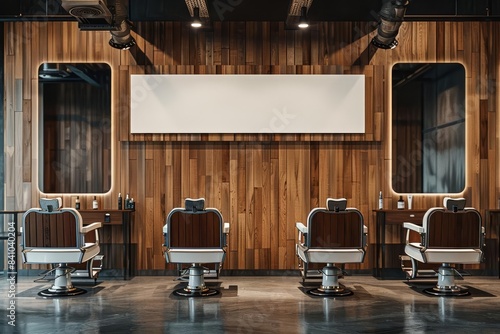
top-left (130, 74), bottom-right (365, 134)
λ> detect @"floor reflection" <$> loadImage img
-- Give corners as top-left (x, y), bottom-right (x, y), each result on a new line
top-left (1, 275), bottom-right (499, 333)
top-left (166, 297), bottom-right (224, 333)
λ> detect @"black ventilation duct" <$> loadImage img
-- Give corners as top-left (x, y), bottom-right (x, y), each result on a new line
top-left (61, 0), bottom-right (136, 50)
top-left (371, 0), bottom-right (411, 50)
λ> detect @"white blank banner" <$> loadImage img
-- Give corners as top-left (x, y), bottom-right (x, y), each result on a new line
top-left (130, 74), bottom-right (365, 134)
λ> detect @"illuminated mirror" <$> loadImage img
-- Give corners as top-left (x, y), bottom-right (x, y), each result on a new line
top-left (392, 63), bottom-right (465, 193)
top-left (38, 63), bottom-right (111, 193)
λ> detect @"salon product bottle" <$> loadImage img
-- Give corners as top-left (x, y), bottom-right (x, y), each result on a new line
top-left (93, 196), bottom-right (99, 210)
top-left (75, 196), bottom-right (80, 210)
top-left (378, 191), bottom-right (383, 210)
top-left (407, 195), bottom-right (413, 210)
top-left (397, 196), bottom-right (405, 210)
top-left (118, 193), bottom-right (123, 210)
top-left (129, 198), bottom-right (135, 210)
top-left (125, 193), bottom-right (130, 209)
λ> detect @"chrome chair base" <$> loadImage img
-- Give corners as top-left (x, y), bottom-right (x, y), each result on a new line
top-left (307, 286), bottom-right (353, 297)
top-left (423, 264), bottom-right (470, 297)
top-left (37, 265), bottom-right (88, 297)
top-left (173, 265), bottom-right (220, 297)
top-left (38, 287), bottom-right (87, 298)
top-left (173, 287), bottom-right (220, 297)
top-left (305, 264), bottom-right (354, 297)
top-left (423, 286), bottom-right (469, 297)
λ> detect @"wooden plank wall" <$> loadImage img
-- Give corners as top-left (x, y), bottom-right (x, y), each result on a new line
top-left (3, 20), bottom-right (499, 272)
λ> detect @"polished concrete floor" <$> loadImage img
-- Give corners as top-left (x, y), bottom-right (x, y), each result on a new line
top-left (1, 273), bottom-right (500, 333)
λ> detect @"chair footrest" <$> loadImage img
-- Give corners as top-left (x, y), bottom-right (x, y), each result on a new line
top-left (90, 255), bottom-right (104, 278)
top-left (178, 268), bottom-right (220, 280)
top-left (400, 254), bottom-right (470, 280)
top-left (203, 270), bottom-right (219, 278)
top-left (303, 269), bottom-right (345, 280)
top-left (413, 270), bottom-right (437, 278)
top-left (304, 270), bottom-right (323, 279)
top-left (71, 270), bottom-right (94, 278)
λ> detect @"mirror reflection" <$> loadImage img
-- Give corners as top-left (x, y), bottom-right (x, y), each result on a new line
top-left (38, 63), bottom-right (111, 193)
top-left (392, 63), bottom-right (465, 193)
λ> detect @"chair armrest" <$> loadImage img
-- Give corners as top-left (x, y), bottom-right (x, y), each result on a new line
top-left (296, 222), bottom-right (307, 246)
top-left (295, 222), bottom-right (307, 247)
top-left (403, 222), bottom-right (424, 233)
top-left (81, 222), bottom-right (102, 234)
top-left (296, 222), bottom-right (307, 234)
top-left (224, 222), bottom-right (230, 234)
top-left (404, 222), bottom-right (424, 245)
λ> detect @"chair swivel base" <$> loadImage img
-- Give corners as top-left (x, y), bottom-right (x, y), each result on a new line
top-left (307, 286), bottom-right (353, 297)
top-left (174, 286), bottom-right (220, 297)
top-left (173, 265), bottom-right (220, 297)
top-left (37, 265), bottom-right (87, 297)
top-left (423, 286), bottom-right (469, 297)
top-left (306, 264), bottom-right (353, 297)
top-left (422, 264), bottom-right (470, 297)
top-left (38, 286), bottom-right (87, 298)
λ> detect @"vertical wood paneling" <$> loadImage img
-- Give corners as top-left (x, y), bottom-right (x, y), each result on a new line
top-left (5, 20), bottom-right (499, 272)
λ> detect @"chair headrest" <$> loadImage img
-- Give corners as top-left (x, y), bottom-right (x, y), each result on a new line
top-left (326, 198), bottom-right (347, 212)
top-left (39, 198), bottom-right (63, 212)
top-left (185, 198), bottom-right (205, 212)
top-left (443, 197), bottom-right (466, 212)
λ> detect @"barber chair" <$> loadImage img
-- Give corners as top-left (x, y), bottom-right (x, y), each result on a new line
top-left (296, 198), bottom-right (367, 296)
top-left (163, 198), bottom-right (229, 297)
top-left (403, 197), bottom-right (484, 296)
top-left (21, 198), bottom-right (102, 297)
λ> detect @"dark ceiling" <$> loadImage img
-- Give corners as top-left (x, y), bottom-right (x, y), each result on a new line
top-left (1, 0), bottom-right (500, 22)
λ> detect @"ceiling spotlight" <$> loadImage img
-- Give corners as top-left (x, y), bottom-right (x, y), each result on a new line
top-left (298, 6), bottom-right (309, 29)
top-left (109, 20), bottom-right (136, 50)
top-left (191, 7), bottom-right (202, 28)
top-left (371, 0), bottom-right (410, 50)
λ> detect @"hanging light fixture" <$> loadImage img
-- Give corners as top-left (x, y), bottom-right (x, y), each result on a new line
top-left (298, 6), bottom-right (309, 29)
top-left (191, 7), bottom-right (202, 28)
top-left (371, 0), bottom-right (411, 50)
